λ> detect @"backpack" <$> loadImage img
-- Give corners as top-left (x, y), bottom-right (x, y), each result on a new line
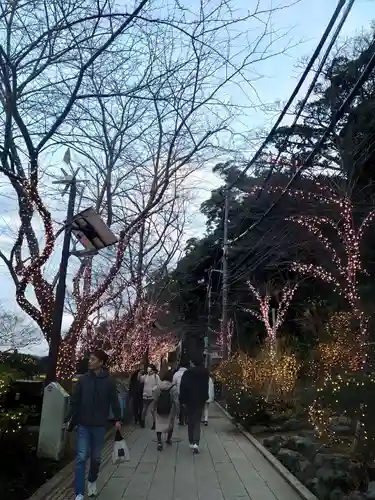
top-left (156, 387), bottom-right (173, 416)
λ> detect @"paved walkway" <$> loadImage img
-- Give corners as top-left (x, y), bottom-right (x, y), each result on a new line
top-left (91, 405), bottom-right (302, 500)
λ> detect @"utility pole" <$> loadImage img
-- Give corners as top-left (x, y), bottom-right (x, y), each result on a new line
top-left (46, 176), bottom-right (77, 384)
top-left (222, 188), bottom-right (229, 361)
top-left (205, 273), bottom-right (212, 368)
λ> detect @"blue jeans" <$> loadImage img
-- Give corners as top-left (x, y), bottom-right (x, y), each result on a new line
top-left (75, 425), bottom-right (106, 496)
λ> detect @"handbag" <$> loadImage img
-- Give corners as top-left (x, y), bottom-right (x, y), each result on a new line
top-left (112, 429), bottom-right (130, 464)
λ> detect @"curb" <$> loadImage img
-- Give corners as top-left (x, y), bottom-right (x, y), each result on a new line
top-left (215, 402), bottom-right (318, 500)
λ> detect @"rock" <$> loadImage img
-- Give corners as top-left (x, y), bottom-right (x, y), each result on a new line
top-left (345, 492), bottom-right (365, 500)
top-left (316, 466), bottom-right (356, 491)
top-left (314, 453), bottom-right (349, 470)
top-left (281, 417), bottom-right (304, 431)
top-left (330, 489), bottom-right (345, 500)
top-left (330, 415), bottom-right (352, 426)
top-left (295, 458), bottom-right (316, 484)
top-left (285, 436), bottom-right (318, 460)
top-left (330, 424), bottom-right (353, 435)
top-left (366, 481), bottom-right (375, 499)
top-left (276, 449), bottom-right (315, 483)
top-left (313, 454), bottom-right (367, 490)
top-left (263, 436), bottom-right (286, 454)
top-left (277, 448), bottom-right (304, 473)
top-left (306, 477), bottom-right (330, 500)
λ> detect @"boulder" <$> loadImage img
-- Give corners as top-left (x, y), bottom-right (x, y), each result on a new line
top-left (285, 436), bottom-right (318, 460)
top-left (276, 448), bottom-right (315, 483)
top-left (314, 453), bottom-right (349, 470)
top-left (306, 477), bottom-right (330, 500)
top-left (281, 417), bottom-right (305, 431)
top-left (330, 424), bottom-right (353, 435)
top-left (314, 454), bottom-right (367, 490)
top-left (330, 489), bottom-right (345, 500)
top-left (316, 466), bottom-right (356, 492)
top-left (345, 493), bottom-right (365, 500)
top-left (263, 436), bottom-right (286, 454)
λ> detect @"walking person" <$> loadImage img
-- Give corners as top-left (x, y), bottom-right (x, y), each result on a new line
top-left (129, 366), bottom-right (144, 425)
top-left (152, 369), bottom-right (179, 451)
top-left (203, 375), bottom-right (215, 425)
top-left (180, 356), bottom-right (209, 454)
top-left (172, 361), bottom-right (188, 425)
top-left (139, 364), bottom-right (160, 429)
top-left (67, 350), bottom-right (122, 500)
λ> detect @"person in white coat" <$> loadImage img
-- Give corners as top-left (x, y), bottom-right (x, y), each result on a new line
top-left (152, 370), bottom-right (179, 451)
top-left (138, 365), bottom-right (160, 429)
top-left (203, 376), bottom-right (214, 425)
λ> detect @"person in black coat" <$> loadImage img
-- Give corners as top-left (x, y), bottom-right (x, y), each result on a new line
top-left (129, 367), bottom-right (144, 425)
top-left (180, 355), bottom-right (209, 454)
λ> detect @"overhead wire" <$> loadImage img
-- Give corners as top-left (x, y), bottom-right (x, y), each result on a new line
top-left (226, 0), bottom-right (349, 192)
top-left (229, 36), bottom-right (375, 278)
top-left (231, 0), bottom-right (356, 245)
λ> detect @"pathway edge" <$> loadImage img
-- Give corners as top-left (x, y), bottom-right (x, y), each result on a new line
top-left (215, 401), bottom-right (319, 500)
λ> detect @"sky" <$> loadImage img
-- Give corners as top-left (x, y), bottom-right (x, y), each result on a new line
top-left (0, 0), bottom-right (373, 356)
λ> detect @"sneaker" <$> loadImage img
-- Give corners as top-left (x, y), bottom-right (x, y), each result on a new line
top-left (189, 443), bottom-right (194, 449)
top-left (87, 481), bottom-right (97, 497)
top-left (157, 442), bottom-right (163, 451)
top-left (75, 495), bottom-right (84, 500)
top-left (203, 420), bottom-right (208, 426)
top-left (192, 444), bottom-right (200, 454)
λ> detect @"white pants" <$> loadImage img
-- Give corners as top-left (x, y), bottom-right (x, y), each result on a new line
top-left (203, 403), bottom-right (209, 421)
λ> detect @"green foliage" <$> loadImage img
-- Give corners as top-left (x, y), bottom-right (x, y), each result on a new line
top-left (0, 366), bottom-right (25, 438)
top-left (0, 352), bottom-right (42, 379)
top-left (310, 372), bottom-right (375, 461)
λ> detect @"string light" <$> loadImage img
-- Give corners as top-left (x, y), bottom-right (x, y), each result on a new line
top-left (244, 282), bottom-right (298, 355)
top-left (309, 372), bottom-right (374, 458)
top-left (217, 319), bottom-right (234, 357)
top-left (215, 348), bottom-right (300, 401)
top-left (249, 184), bottom-right (373, 368)
top-left (56, 301), bottom-right (177, 379)
top-left (0, 372), bottom-right (24, 435)
top-left (309, 312), bottom-right (363, 381)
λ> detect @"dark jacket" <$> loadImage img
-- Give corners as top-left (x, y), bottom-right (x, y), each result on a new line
top-left (129, 370), bottom-right (144, 400)
top-left (69, 369), bottom-right (121, 427)
top-left (180, 365), bottom-right (209, 408)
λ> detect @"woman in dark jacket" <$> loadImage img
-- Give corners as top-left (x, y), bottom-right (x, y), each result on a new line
top-left (129, 368), bottom-right (144, 425)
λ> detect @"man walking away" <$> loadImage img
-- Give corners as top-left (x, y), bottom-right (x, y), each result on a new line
top-left (172, 361), bottom-right (188, 425)
top-left (139, 365), bottom-right (160, 429)
top-left (129, 367), bottom-right (144, 425)
top-left (68, 350), bottom-right (122, 500)
top-left (180, 356), bottom-right (209, 454)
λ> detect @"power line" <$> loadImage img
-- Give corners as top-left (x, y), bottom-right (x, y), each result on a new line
top-left (231, 0), bottom-right (356, 245)
top-left (230, 36), bottom-right (375, 276)
top-left (227, 0), bottom-right (349, 191)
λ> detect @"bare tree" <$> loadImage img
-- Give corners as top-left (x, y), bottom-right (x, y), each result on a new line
top-left (0, 0), bottom-right (298, 372)
top-left (0, 307), bottom-right (40, 352)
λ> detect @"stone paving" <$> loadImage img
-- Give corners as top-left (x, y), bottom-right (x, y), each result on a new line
top-left (91, 404), bottom-right (302, 500)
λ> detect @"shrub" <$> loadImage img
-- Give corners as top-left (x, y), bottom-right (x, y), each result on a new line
top-left (309, 371), bottom-right (375, 461)
top-left (0, 367), bottom-right (26, 438)
top-left (215, 346), bottom-right (300, 401)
